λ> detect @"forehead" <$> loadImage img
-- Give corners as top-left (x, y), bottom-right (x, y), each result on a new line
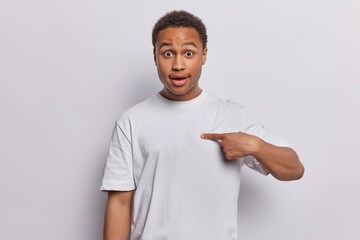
top-left (156, 27), bottom-right (202, 48)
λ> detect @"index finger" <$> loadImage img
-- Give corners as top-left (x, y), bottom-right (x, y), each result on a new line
top-left (201, 133), bottom-right (224, 140)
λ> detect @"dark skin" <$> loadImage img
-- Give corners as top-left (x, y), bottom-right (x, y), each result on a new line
top-left (104, 25), bottom-right (304, 240)
top-left (201, 132), bottom-right (304, 181)
top-left (154, 26), bottom-right (304, 181)
top-left (153, 26), bottom-right (207, 101)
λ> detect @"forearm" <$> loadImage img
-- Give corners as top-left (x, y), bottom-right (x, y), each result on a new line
top-left (103, 198), bottom-right (132, 240)
top-left (251, 137), bottom-right (304, 181)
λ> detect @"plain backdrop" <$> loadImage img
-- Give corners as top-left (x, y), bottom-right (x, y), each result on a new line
top-left (1, 0), bottom-right (359, 239)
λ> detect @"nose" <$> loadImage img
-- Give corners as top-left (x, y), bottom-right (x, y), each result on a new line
top-left (172, 55), bottom-right (185, 71)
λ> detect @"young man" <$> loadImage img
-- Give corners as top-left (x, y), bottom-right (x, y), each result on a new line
top-left (100, 10), bottom-right (304, 240)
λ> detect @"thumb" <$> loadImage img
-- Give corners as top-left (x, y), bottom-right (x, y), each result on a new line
top-left (201, 133), bottom-right (224, 140)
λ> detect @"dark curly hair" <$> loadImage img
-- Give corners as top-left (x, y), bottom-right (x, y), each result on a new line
top-left (152, 10), bottom-right (208, 50)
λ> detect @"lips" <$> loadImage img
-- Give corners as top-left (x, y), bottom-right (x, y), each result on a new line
top-left (169, 74), bottom-right (190, 80)
top-left (169, 74), bottom-right (189, 87)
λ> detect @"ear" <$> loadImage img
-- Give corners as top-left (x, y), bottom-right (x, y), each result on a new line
top-left (202, 47), bottom-right (208, 65)
top-left (153, 48), bottom-right (157, 66)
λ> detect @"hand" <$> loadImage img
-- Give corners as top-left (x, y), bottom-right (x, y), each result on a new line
top-left (200, 132), bottom-right (259, 160)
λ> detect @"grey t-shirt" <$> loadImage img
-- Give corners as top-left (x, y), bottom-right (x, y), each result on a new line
top-left (100, 89), bottom-right (290, 240)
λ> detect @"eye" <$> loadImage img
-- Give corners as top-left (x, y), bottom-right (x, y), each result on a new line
top-left (185, 51), bottom-right (193, 57)
top-left (164, 51), bottom-right (172, 57)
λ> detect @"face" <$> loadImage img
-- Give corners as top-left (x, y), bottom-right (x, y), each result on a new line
top-left (153, 27), bottom-right (208, 101)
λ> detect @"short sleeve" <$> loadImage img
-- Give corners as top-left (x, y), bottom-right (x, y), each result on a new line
top-left (241, 106), bottom-right (291, 175)
top-left (100, 121), bottom-right (136, 192)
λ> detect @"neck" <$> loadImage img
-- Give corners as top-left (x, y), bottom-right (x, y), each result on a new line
top-left (159, 86), bottom-right (203, 101)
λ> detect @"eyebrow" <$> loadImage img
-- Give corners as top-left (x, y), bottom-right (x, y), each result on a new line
top-left (183, 42), bottom-right (198, 48)
top-left (159, 42), bottom-right (198, 50)
top-left (159, 42), bottom-right (173, 49)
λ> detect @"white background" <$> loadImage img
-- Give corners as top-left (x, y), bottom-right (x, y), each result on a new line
top-left (1, 0), bottom-right (359, 239)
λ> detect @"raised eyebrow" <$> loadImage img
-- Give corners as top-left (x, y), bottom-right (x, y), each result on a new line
top-left (183, 42), bottom-right (198, 49)
top-left (159, 42), bottom-right (173, 50)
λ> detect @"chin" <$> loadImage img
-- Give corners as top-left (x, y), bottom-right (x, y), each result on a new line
top-left (164, 83), bottom-right (188, 94)
top-left (169, 88), bottom-right (189, 95)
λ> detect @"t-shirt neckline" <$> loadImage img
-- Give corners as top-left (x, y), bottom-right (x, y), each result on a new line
top-left (154, 89), bottom-right (208, 109)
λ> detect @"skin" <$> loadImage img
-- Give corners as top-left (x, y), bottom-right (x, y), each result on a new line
top-left (153, 27), bottom-right (207, 101)
top-left (154, 26), bottom-right (304, 181)
top-left (104, 27), bottom-right (209, 240)
top-left (104, 25), bottom-right (304, 240)
top-left (103, 191), bottom-right (133, 240)
top-left (200, 132), bottom-right (304, 181)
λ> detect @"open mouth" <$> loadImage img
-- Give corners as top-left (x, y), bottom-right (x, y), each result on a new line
top-left (169, 75), bottom-right (189, 86)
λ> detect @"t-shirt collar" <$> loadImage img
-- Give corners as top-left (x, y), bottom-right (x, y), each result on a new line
top-left (154, 89), bottom-right (208, 109)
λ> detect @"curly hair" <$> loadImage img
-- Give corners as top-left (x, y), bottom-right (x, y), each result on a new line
top-left (152, 10), bottom-right (208, 50)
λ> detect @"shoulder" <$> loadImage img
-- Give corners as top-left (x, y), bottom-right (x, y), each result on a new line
top-left (215, 96), bottom-right (249, 116)
top-left (225, 99), bottom-right (246, 111)
top-left (115, 94), bottom-right (156, 128)
top-left (205, 91), bottom-right (246, 110)
top-left (203, 91), bottom-right (257, 119)
top-left (214, 96), bottom-right (261, 129)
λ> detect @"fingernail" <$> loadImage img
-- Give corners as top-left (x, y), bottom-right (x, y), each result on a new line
top-left (200, 134), bottom-right (205, 138)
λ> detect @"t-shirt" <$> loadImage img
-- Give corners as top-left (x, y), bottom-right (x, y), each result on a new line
top-left (100, 89), bottom-right (290, 240)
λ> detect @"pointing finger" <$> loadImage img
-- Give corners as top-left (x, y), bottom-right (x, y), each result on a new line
top-left (201, 133), bottom-right (224, 140)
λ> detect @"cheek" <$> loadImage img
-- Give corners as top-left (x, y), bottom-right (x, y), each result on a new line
top-left (188, 60), bottom-right (202, 76)
top-left (157, 61), bottom-right (167, 74)
top-left (157, 61), bottom-right (170, 81)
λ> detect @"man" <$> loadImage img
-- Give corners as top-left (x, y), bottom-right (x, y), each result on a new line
top-left (100, 10), bottom-right (304, 240)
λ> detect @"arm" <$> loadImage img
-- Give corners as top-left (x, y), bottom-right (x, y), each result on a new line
top-left (201, 132), bottom-right (304, 181)
top-left (251, 136), bottom-right (304, 181)
top-left (103, 190), bottom-right (134, 240)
